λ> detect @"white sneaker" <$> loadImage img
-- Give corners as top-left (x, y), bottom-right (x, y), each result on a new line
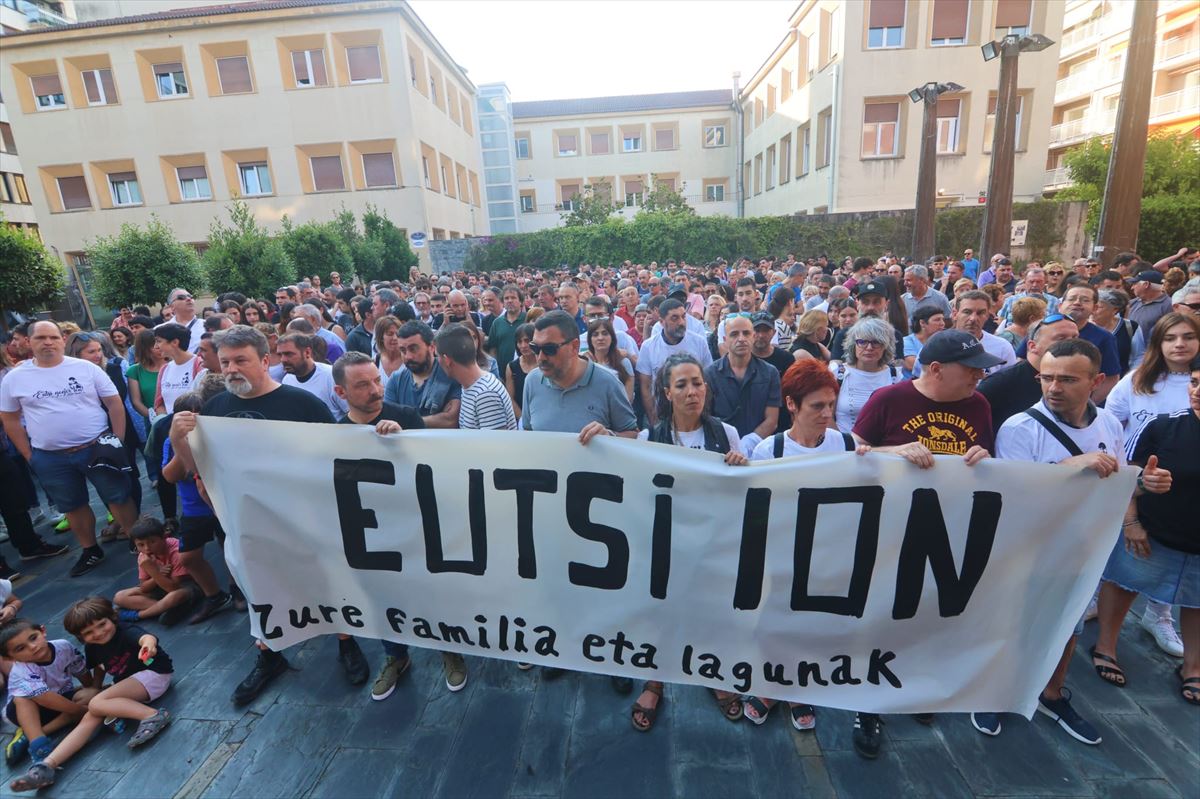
top-left (1084, 596), bottom-right (1098, 622)
top-left (1140, 609), bottom-right (1184, 657)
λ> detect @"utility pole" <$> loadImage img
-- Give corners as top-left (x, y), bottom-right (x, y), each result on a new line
top-left (979, 33), bottom-right (1053, 264)
top-left (910, 82), bottom-right (963, 263)
top-left (732, 71), bottom-right (745, 219)
top-left (1094, 2), bottom-right (1157, 266)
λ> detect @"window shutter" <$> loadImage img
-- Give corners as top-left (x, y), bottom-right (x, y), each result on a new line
top-left (217, 57), bottom-right (253, 94)
top-left (363, 152), bottom-right (397, 187)
top-left (558, 133), bottom-right (577, 152)
top-left (311, 155), bottom-right (345, 191)
top-left (82, 71), bottom-right (101, 103)
top-left (30, 74), bottom-right (63, 96)
top-left (58, 176), bottom-right (91, 210)
top-left (868, 0), bottom-right (905, 28)
top-left (626, 179), bottom-right (644, 195)
top-left (561, 184), bottom-right (580, 201)
top-left (995, 0), bottom-right (1031, 27)
top-left (591, 132), bottom-right (608, 153)
top-left (292, 51), bottom-right (310, 83)
top-left (660, 178), bottom-right (676, 191)
top-left (931, 0), bottom-right (969, 39)
top-left (109, 171), bottom-right (136, 183)
top-left (309, 50), bottom-right (328, 86)
top-left (936, 97), bottom-right (960, 118)
top-left (655, 128), bottom-right (674, 149)
top-left (347, 46), bottom-right (382, 82)
top-left (178, 165), bottom-right (207, 181)
top-left (864, 102), bottom-right (899, 123)
top-left (99, 69), bottom-right (118, 103)
top-left (156, 62), bottom-right (183, 76)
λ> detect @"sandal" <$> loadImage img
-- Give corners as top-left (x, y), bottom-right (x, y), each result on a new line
top-left (790, 704), bottom-right (817, 731)
top-left (1090, 646), bottom-right (1126, 688)
top-left (713, 690), bottom-right (743, 722)
top-left (630, 683), bottom-right (663, 732)
top-left (1179, 667), bottom-right (1200, 706)
top-left (127, 709), bottom-right (172, 748)
top-left (743, 696), bottom-right (772, 725)
top-left (9, 762), bottom-right (56, 792)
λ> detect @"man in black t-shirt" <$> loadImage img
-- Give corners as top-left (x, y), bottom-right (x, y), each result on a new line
top-left (168, 325), bottom-right (370, 707)
top-left (979, 315), bottom-right (1078, 435)
top-left (751, 312), bottom-right (796, 433)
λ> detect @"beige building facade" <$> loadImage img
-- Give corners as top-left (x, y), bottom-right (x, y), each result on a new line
top-left (1045, 0), bottom-right (1198, 191)
top-left (740, 0), bottom-right (1064, 217)
top-left (0, 0), bottom-right (486, 272)
top-left (510, 90), bottom-right (738, 232)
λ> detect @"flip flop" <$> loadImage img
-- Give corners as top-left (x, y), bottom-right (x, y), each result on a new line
top-left (712, 690), bottom-right (743, 722)
top-left (790, 704), bottom-right (817, 731)
top-left (1090, 646), bottom-right (1126, 688)
top-left (743, 696), bottom-right (773, 725)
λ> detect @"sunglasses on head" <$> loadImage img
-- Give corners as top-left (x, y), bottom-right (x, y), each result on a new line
top-left (529, 341), bottom-right (570, 356)
top-left (1040, 313), bottom-right (1070, 325)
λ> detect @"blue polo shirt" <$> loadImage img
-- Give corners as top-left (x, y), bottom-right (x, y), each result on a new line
top-left (383, 361), bottom-right (462, 416)
top-left (703, 355), bottom-right (781, 437)
top-left (522, 360), bottom-right (637, 434)
top-left (1015, 320), bottom-right (1120, 377)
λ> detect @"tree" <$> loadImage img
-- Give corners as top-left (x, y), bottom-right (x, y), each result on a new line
top-left (641, 176), bottom-right (696, 216)
top-left (562, 182), bottom-right (619, 227)
top-left (0, 221), bottom-right (64, 328)
top-left (88, 216), bottom-right (204, 309)
top-left (358, 205), bottom-right (417, 282)
top-left (280, 216), bottom-right (354, 283)
top-left (202, 201), bottom-right (294, 299)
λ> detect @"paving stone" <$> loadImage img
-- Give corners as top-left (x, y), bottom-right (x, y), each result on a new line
top-left (677, 761), bottom-right (756, 799)
top-left (1105, 713), bottom-right (1200, 799)
top-left (938, 712), bottom-right (1094, 797)
top-left (1090, 778), bottom-right (1182, 799)
top-left (105, 719), bottom-right (234, 798)
top-left (511, 669), bottom-right (579, 796)
top-left (742, 722), bottom-right (818, 797)
top-left (822, 748), bottom-right (919, 798)
top-left (893, 739), bottom-right (975, 799)
top-left (436, 687), bottom-right (529, 799)
top-left (306, 746), bottom-right (403, 798)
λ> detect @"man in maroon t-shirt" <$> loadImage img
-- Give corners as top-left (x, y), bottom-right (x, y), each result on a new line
top-left (846, 329), bottom-right (1003, 761)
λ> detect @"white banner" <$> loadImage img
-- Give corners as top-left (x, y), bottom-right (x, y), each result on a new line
top-left (191, 418), bottom-right (1133, 717)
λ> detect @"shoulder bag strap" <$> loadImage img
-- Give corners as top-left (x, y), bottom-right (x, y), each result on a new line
top-left (1024, 407), bottom-right (1085, 457)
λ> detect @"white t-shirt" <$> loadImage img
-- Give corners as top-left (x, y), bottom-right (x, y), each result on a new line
top-left (996, 400), bottom-right (1125, 465)
top-left (981, 331), bottom-right (1018, 376)
top-left (0, 357), bottom-right (116, 450)
top-left (162, 316), bottom-right (205, 354)
top-left (750, 428), bottom-right (852, 460)
top-left (1103, 371), bottom-right (1190, 432)
top-left (459, 371), bottom-right (516, 430)
top-left (636, 332), bottom-right (713, 380)
top-left (158, 355), bottom-right (205, 414)
top-left (651, 315), bottom-right (707, 340)
top-left (282, 361), bottom-right (348, 418)
top-left (830, 363), bottom-right (902, 434)
top-left (637, 421), bottom-right (741, 454)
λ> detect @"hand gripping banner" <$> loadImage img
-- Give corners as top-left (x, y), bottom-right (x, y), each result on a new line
top-left (190, 418), bottom-right (1134, 716)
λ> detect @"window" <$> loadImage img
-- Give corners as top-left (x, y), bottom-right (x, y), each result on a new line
top-left (862, 102), bottom-right (899, 157)
top-left (624, 178), bottom-right (644, 207)
top-left (829, 6), bottom-right (841, 60)
top-left (867, 0), bottom-right (906, 49)
top-left (984, 94), bottom-right (1024, 152)
top-left (704, 124), bottom-right (726, 147)
top-left (590, 131), bottom-right (610, 155)
top-left (310, 155), bottom-right (345, 192)
top-left (0, 174), bottom-right (11, 204)
top-left (362, 152), bottom-right (397, 188)
top-left (622, 133), bottom-right (642, 152)
top-left (292, 49), bottom-right (328, 88)
top-left (347, 45), bottom-right (382, 83)
top-left (108, 172), bottom-right (141, 206)
top-left (422, 156), bottom-right (432, 188)
top-left (0, 123), bottom-right (16, 155)
top-left (515, 136), bottom-right (530, 159)
top-left (13, 174), bottom-right (29, 204)
top-left (799, 125), bottom-right (811, 175)
top-left (57, 176), bottom-right (91, 210)
top-left (705, 182), bottom-right (725, 202)
top-left (177, 166), bottom-right (211, 200)
top-left (238, 162), bottom-right (272, 196)
top-left (561, 183), bottom-right (581, 210)
top-left (807, 33), bottom-right (818, 77)
top-left (936, 97), bottom-right (962, 153)
top-left (753, 154), bottom-right (763, 195)
top-left (781, 69), bottom-right (793, 103)
top-left (557, 132), bottom-right (578, 156)
top-left (780, 135), bottom-right (792, 183)
top-left (441, 164), bottom-right (450, 192)
top-left (429, 76), bottom-right (439, 103)
top-left (82, 69), bottom-right (117, 105)
top-left (31, 74), bottom-right (66, 109)
top-left (817, 108), bottom-right (833, 168)
top-left (519, 193), bottom-right (535, 213)
top-left (755, 97), bottom-right (765, 125)
top-left (154, 62), bottom-right (188, 97)
top-left (767, 84), bottom-right (777, 115)
top-left (653, 127), bottom-right (676, 151)
top-left (409, 55), bottom-right (418, 87)
top-left (994, 0), bottom-right (1031, 37)
top-left (216, 56), bottom-right (253, 95)
top-left (931, 0), bottom-right (968, 45)
top-left (765, 146), bottom-right (776, 190)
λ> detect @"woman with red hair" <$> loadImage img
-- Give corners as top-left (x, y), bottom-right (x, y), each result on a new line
top-left (743, 358), bottom-right (871, 731)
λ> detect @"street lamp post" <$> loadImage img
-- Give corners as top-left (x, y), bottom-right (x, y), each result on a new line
top-left (909, 81), bottom-right (964, 264)
top-left (978, 33), bottom-right (1054, 264)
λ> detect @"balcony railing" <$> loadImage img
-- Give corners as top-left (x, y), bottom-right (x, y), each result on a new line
top-left (1150, 84), bottom-right (1200, 120)
top-left (12, 0), bottom-right (70, 26)
top-left (1049, 117), bottom-right (1089, 145)
top-left (1055, 69), bottom-right (1096, 101)
top-left (1156, 34), bottom-right (1199, 64)
top-left (1060, 19), bottom-right (1100, 54)
top-left (1044, 167), bottom-right (1073, 188)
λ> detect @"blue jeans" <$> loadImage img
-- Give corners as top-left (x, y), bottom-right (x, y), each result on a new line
top-left (29, 445), bottom-right (132, 514)
top-left (383, 641), bottom-right (409, 659)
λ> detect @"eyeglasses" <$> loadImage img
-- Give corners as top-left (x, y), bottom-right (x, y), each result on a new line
top-left (529, 341), bottom-right (570, 356)
top-left (586, 314), bottom-right (609, 321)
top-left (173, 294), bottom-right (193, 302)
top-left (1046, 270), bottom-right (1064, 276)
top-left (854, 339), bottom-right (883, 348)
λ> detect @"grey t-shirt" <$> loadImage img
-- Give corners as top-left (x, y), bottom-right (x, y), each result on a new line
top-left (522, 360), bottom-right (638, 434)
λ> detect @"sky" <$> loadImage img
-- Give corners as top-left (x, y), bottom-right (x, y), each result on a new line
top-left (407, 0), bottom-right (798, 101)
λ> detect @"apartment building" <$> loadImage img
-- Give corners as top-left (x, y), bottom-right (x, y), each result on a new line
top-left (1045, 0), bottom-right (1198, 191)
top-left (0, 0), bottom-right (486, 274)
top-left (740, 0), bottom-right (1063, 217)
top-left (509, 90), bottom-right (738, 232)
top-left (1, 0), bottom-right (77, 239)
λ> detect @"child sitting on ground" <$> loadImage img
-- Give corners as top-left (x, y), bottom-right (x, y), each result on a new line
top-left (114, 516), bottom-right (202, 627)
top-left (8, 597), bottom-right (174, 793)
top-left (0, 618), bottom-right (97, 766)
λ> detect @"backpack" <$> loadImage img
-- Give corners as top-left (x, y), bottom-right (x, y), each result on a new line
top-left (773, 430), bottom-right (855, 457)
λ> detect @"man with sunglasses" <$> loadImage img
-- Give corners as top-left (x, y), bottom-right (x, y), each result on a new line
top-left (165, 288), bottom-right (204, 354)
top-left (961, 249), bottom-right (980, 281)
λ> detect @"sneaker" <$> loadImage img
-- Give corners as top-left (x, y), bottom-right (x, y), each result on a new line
top-left (29, 508), bottom-right (45, 525)
top-left (1037, 688), bottom-right (1101, 745)
top-left (68, 546), bottom-right (105, 577)
top-left (4, 729), bottom-right (28, 767)
top-left (18, 542), bottom-right (68, 561)
top-left (338, 638), bottom-right (369, 685)
top-left (443, 652), bottom-right (468, 692)
top-left (1140, 608), bottom-right (1184, 657)
top-left (187, 591), bottom-right (232, 625)
top-left (0, 563), bottom-right (21, 581)
top-left (971, 712), bottom-right (1002, 736)
top-left (371, 655), bottom-right (411, 701)
top-left (53, 515), bottom-right (70, 533)
top-left (516, 662), bottom-right (533, 671)
top-left (230, 582), bottom-right (247, 612)
top-left (853, 713), bottom-right (884, 759)
top-left (1084, 595), bottom-right (1099, 622)
top-left (27, 735), bottom-right (51, 762)
top-left (118, 609), bottom-right (141, 623)
top-left (232, 650), bottom-right (288, 706)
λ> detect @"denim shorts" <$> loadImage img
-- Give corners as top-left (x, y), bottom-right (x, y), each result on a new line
top-left (29, 445), bottom-right (132, 513)
top-left (1102, 536), bottom-right (1200, 609)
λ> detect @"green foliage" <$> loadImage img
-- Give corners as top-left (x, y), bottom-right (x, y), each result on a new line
top-left (1137, 195), bottom-right (1200, 263)
top-left (641, 176), bottom-right (695, 216)
top-left (280, 217), bottom-right (354, 283)
top-left (360, 206), bottom-right (417, 282)
top-left (561, 182), bottom-right (620, 227)
top-left (0, 222), bottom-right (64, 315)
top-left (88, 216), bottom-right (204, 309)
top-left (202, 202), bottom-right (294, 299)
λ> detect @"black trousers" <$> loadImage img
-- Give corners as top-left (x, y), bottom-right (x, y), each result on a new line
top-left (0, 450), bottom-right (45, 559)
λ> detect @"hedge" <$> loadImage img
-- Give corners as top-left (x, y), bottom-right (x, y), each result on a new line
top-left (1136, 196), bottom-right (1200, 264)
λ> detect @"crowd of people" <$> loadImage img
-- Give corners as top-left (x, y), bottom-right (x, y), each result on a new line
top-left (0, 244), bottom-right (1196, 784)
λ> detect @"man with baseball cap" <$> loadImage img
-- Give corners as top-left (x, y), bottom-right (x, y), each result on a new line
top-left (847, 328), bottom-right (999, 759)
top-left (1127, 271), bottom-right (1171, 333)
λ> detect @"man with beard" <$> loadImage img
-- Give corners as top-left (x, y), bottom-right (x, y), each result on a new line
top-left (636, 299), bottom-right (713, 425)
top-left (167, 325), bottom-right (370, 706)
top-left (278, 333), bottom-right (348, 418)
top-left (750, 312), bottom-right (795, 432)
top-left (382, 321), bottom-right (461, 428)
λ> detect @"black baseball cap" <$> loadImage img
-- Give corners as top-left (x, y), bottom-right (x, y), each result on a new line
top-left (667, 282), bottom-right (689, 299)
top-left (1135, 270), bottom-right (1163, 284)
top-left (918, 330), bottom-right (1006, 368)
top-left (857, 281), bottom-right (887, 299)
top-left (750, 311), bottom-right (775, 329)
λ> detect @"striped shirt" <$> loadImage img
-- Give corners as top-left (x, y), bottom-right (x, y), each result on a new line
top-left (459, 371), bottom-right (516, 430)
